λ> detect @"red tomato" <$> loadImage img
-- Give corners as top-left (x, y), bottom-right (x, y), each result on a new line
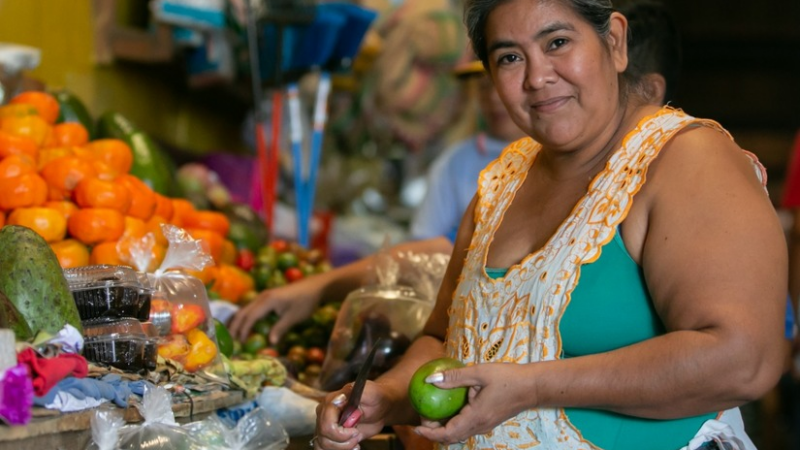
top-left (258, 347), bottom-right (279, 358)
top-left (236, 248), bottom-right (255, 271)
top-left (171, 304), bottom-right (207, 334)
top-left (306, 346), bottom-right (325, 365)
top-left (270, 239), bottom-right (288, 253)
top-left (284, 267), bottom-right (304, 283)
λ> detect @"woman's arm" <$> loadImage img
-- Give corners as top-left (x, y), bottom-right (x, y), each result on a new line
top-left (533, 127), bottom-right (787, 418)
top-left (229, 236), bottom-right (454, 343)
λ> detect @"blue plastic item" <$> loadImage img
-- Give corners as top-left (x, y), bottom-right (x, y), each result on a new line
top-left (287, 8), bottom-right (347, 71)
top-left (320, 3), bottom-right (379, 66)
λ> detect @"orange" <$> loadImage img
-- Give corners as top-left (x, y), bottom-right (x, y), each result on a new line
top-left (170, 198), bottom-right (196, 227)
top-left (43, 122), bottom-right (89, 148)
top-left (181, 210), bottom-right (230, 236)
top-left (90, 241), bottom-right (125, 266)
top-left (123, 215), bottom-right (148, 239)
top-left (0, 130), bottom-right (38, 160)
top-left (84, 139), bottom-right (133, 176)
top-left (153, 194), bottom-right (174, 222)
top-left (221, 239), bottom-right (237, 265)
top-left (67, 208), bottom-right (125, 245)
top-left (8, 207), bottom-right (68, 242)
top-left (50, 239), bottom-right (90, 268)
top-left (209, 264), bottom-right (255, 303)
top-left (36, 146), bottom-right (74, 170)
top-left (1, 115), bottom-right (51, 146)
top-left (145, 215), bottom-right (168, 246)
top-left (0, 211), bottom-right (5, 227)
top-left (0, 172), bottom-right (47, 210)
top-left (116, 174), bottom-right (156, 220)
top-left (185, 266), bottom-right (217, 285)
top-left (73, 177), bottom-right (132, 213)
top-left (0, 104), bottom-right (38, 121)
top-left (43, 200), bottom-right (79, 221)
top-left (10, 91), bottom-right (60, 124)
top-left (0, 154), bottom-right (36, 179)
top-left (91, 160), bottom-right (117, 181)
top-left (40, 155), bottom-right (98, 193)
top-left (186, 228), bottom-right (225, 264)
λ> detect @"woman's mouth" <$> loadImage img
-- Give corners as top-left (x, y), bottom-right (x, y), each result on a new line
top-left (531, 96), bottom-right (570, 114)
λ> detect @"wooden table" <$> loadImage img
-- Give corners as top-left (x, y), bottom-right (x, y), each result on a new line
top-left (0, 389), bottom-right (245, 450)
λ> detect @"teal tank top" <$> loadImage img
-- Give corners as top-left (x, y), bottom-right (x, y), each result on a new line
top-left (485, 229), bottom-right (715, 450)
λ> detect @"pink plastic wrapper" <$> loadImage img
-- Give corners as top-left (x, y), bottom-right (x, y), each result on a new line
top-left (0, 363), bottom-right (33, 425)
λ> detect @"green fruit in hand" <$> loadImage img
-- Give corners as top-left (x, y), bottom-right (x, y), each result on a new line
top-left (408, 357), bottom-right (467, 421)
top-left (243, 333), bottom-right (268, 355)
top-left (214, 319), bottom-right (234, 358)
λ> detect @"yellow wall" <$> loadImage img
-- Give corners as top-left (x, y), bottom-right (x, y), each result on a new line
top-left (0, 0), bottom-right (247, 155)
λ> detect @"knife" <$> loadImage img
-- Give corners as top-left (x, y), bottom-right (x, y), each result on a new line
top-left (338, 338), bottom-right (386, 427)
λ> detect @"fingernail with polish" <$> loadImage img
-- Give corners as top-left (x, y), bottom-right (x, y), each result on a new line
top-left (425, 372), bottom-right (444, 383)
top-left (332, 393), bottom-right (346, 406)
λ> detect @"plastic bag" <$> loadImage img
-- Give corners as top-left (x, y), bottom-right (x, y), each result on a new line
top-left (132, 225), bottom-right (228, 383)
top-left (184, 407), bottom-right (289, 450)
top-left (256, 386), bottom-right (317, 437)
top-left (317, 239), bottom-right (447, 391)
top-left (118, 384), bottom-right (203, 450)
top-left (85, 406), bottom-right (124, 450)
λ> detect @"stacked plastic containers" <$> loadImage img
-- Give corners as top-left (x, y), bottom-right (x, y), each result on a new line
top-left (63, 265), bottom-right (158, 373)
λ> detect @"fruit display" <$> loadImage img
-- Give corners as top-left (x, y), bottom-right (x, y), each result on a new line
top-left (408, 357), bottom-right (467, 421)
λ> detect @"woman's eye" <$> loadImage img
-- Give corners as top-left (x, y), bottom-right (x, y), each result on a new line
top-left (497, 54), bottom-right (520, 65)
top-left (549, 38), bottom-right (568, 50)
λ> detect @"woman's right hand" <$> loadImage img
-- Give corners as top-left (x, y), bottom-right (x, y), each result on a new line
top-left (313, 380), bottom-right (394, 450)
top-left (228, 276), bottom-right (323, 344)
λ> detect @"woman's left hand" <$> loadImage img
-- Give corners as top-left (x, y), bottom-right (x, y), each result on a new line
top-left (414, 362), bottom-right (534, 444)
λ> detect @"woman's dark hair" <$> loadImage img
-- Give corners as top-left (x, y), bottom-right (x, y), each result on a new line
top-left (620, 0), bottom-right (681, 103)
top-left (464, 0), bottom-right (615, 69)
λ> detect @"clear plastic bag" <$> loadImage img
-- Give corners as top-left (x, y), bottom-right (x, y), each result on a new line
top-left (317, 240), bottom-right (447, 391)
top-left (85, 406), bottom-right (124, 450)
top-left (131, 225), bottom-right (228, 383)
top-left (184, 407), bottom-right (289, 450)
top-left (118, 384), bottom-right (203, 450)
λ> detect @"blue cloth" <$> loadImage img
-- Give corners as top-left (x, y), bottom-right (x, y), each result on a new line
top-left (410, 134), bottom-right (510, 242)
top-left (787, 293), bottom-right (797, 339)
top-left (33, 375), bottom-right (147, 408)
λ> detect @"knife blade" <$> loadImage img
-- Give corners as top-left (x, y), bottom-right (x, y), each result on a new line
top-left (338, 338), bottom-right (386, 427)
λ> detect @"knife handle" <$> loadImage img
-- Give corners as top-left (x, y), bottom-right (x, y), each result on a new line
top-left (339, 405), bottom-right (363, 428)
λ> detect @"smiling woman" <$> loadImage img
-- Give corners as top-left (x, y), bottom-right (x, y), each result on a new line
top-left (311, 1), bottom-right (788, 449)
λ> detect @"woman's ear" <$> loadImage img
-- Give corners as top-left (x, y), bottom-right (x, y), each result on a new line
top-left (642, 73), bottom-right (667, 106)
top-left (607, 12), bottom-right (628, 73)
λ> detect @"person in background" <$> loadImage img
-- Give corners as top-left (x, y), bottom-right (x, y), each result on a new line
top-left (229, 57), bottom-right (526, 344)
top-left (312, 0), bottom-right (786, 449)
top-left (229, 0), bottom-right (682, 348)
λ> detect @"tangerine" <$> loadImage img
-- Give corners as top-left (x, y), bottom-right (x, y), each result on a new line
top-left (67, 208), bottom-right (125, 245)
top-left (50, 239), bottom-right (90, 268)
top-left (10, 91), bottom-right (60, 124)
top-left (7, 207), bottom-right (67, 242)
top-left (73, 177), bottom-right (132, 213)
top-left (0, 172), bottom-right (47, 210)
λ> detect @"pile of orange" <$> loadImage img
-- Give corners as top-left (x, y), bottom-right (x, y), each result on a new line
top-left (0, 90), bottom-right (254, 303)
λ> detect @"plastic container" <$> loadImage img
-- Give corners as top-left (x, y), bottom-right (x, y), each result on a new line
top-left (63, 265), bottom-right (149, 321)
top-left (82, 318), bottom-right (157, 373)
top-left (318, 285), bottom-right (433, 391)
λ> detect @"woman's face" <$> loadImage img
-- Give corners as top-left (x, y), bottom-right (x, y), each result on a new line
top-left (485, 0), bottom-right (628, 151)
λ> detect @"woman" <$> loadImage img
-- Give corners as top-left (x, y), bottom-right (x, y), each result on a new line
top-left (314, 1), bottom-right (787, 449)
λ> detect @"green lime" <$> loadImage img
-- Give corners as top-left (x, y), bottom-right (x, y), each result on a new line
top-left (214, 319), bottom-right (234, 358)
top-left (252, 318), bottom-right (273, 337)
top-left (252, 265), bottom-right (272, 291)
top-left (276, 252), bottom-right (299, 271)
top-left (243, 333), bottom-right (268, 355)
top-left (268, 270), bottom-right (287, 288)
top-left (227, 221), bottom-right (262, 253)
top-left (408, 357), bottom-right (467, 421)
